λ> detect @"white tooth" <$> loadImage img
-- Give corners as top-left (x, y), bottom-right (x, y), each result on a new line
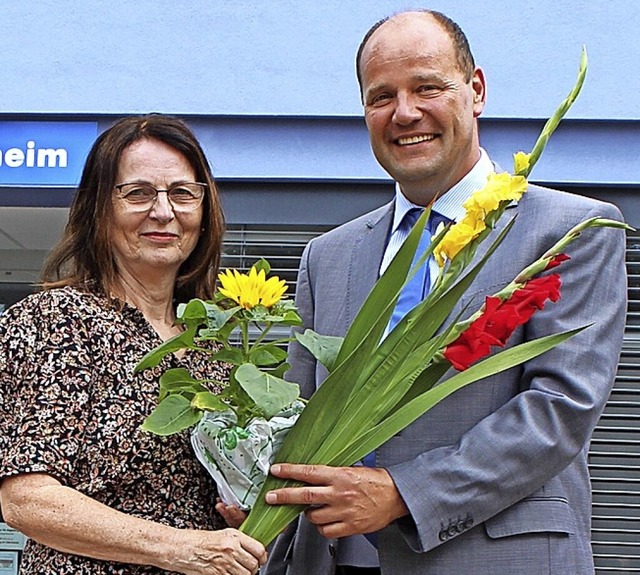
top-left (398, 134), bottom-right (434, 145)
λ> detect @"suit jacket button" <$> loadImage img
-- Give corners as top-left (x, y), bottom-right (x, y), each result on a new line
top-left (328, 544), bottom-right (336, 557)
top-left (455, 520), bottom-right (466, 533)
top-left (464, 516), bottom-right (474, 529)
top-left (438, 529), bottom-right (448, 542)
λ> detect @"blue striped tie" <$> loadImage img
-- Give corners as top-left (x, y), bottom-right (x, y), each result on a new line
top-left (388, 208), bottom-right (444, 332)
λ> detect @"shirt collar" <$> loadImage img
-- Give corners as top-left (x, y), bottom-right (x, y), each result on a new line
top-left (390, 148), bottom-right (494, 233)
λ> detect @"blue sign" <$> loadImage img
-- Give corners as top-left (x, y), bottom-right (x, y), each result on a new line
top-left (0, 121), bottom-right (98, 186)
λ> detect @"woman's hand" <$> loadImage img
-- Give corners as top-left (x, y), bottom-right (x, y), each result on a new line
top-left (171, 528), bottom-right (267, 575)
top-left (0, 474), bottom-right (266, 575)
top-left (215, 499), bottom-right (248, 529)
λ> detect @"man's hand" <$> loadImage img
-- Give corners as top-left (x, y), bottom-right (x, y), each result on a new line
top-left (265, 463), bottom-right (409, 538)
top-left (215, 499), bottom-right (248, 529)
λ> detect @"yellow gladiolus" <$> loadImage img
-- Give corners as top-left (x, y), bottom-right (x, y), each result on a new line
top-left (514, 151), bottom-right (531, 176)
top-left (434, 210), bottom-right (486, 266)
top-left (434, 172), bottom-right (527, 266)
top-left (464, 172), bottom-right (527, 215)
top-left (218, 267), bottom-right (288, 310)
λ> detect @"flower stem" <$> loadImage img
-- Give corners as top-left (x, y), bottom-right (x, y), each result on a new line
top-left (518, 47), bottom-right (588, 178)
top-left (251, 322), bottom-right (273, 349)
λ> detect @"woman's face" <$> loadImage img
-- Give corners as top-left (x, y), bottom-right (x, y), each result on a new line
top-left (110, 137), bottom-right (203, 284)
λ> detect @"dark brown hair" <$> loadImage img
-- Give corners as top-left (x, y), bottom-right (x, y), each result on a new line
top-left (41, 114), bottom-right (225, 302)
top-left (355, 10), bottom-right (476, 100)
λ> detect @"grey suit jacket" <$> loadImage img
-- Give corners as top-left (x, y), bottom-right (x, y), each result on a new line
top-left (265, 184), bottom-right (627, 575)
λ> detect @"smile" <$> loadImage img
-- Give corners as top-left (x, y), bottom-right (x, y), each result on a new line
top-left (396, 134), bottom-right (436, 146)
top-left (141, 232), bottom-right (178, 242)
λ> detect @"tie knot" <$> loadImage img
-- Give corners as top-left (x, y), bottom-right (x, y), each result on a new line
top-left (402, 208), bottom-right (448, 233)
top-left (404, 207), bottom-right (424, 229)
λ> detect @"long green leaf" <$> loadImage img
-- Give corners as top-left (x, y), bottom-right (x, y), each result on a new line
top-left (332, 327), bottom-right (587, 465)
top-left (262, 216), bottom-right (516, 472)
top-left (331, 219), bottom-right (515, 432)
top-left (242, 327), bottom-right (586, 545)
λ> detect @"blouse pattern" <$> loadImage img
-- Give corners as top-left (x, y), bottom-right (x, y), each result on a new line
top-left (0, 286), bottom-right (228, 574)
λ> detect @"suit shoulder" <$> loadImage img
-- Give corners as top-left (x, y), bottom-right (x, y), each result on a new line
top-left (308, 203), bottom-right (392, 248)
top-left (523, 184), bottom-right (623, 219)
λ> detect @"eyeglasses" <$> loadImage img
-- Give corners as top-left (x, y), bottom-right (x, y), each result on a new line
top-left (114, 181), bottom-right (207, 213)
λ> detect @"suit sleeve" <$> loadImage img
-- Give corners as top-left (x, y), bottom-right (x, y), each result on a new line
top-left (387, 201), bottom-right (627, 552)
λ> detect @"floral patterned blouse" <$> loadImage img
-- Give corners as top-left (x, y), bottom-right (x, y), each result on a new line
top-left (0, 286), bottom-right (228, 574)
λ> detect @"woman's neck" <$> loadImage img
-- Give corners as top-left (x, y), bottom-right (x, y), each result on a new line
top-left (115, 270), bottom-right (181, 341)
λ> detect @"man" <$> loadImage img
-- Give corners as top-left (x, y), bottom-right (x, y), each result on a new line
top-left (264, 9), bottom-right (627, 575)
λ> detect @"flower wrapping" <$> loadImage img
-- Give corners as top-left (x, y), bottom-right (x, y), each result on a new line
top-left (191, 402), bottom-right (304, 509)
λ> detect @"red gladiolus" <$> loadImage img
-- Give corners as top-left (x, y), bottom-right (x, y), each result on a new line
top-left (544, 253), bottom-right (570, 270)
top-left (443, 274), bottom-right (562, 371)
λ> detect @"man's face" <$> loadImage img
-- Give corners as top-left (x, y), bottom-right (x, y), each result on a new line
top-left (360, 13), bottom-right (486, 204)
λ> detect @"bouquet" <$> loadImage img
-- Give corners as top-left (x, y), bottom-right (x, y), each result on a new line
top-left (136, 260), bottom-right (305, 509)
top-left (235, 48), bottom-right (629, 543)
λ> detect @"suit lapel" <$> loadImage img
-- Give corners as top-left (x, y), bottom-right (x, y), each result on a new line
top-left (345, 202), bottom-right (394, 326)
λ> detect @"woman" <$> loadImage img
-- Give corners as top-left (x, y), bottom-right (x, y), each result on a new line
top-left (0, 115), bottom-right (266, 574)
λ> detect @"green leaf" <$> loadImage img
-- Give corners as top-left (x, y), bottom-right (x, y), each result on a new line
top-left (244, 306), bottom-right (271, 323)
top-left (250, 345), bottom-right (288, 366)
top-left (315, 222), bottom-right (515, 449)
top-left (234, 363), bottom-right (300, 419)
top-left (141, 395), bottom-right (202, 436)
top-left (241, 327), bottom-right (587, 545)
top-left (253, 258), bottom-right (271, 274)
top-left (333, 327), bottom-right (587, 465)
top-left (200, 320), bottom-right (238, 341)
top-left (250, 310), bottom-right (298, 324)
top-left (177, 298), bottom-right (207, 320)
top-left (281, 310), bottom-right (303, 326)
top-left (268, 362), bottom-right (291, 379)
top-left (203, 301), bottom-right (241, 332)
top-left (134, 325), bottom-right (198, 372)
top-left (191, 391), bottom-right (228, 412)
top-left (176, 299), bottom-right (209, 331)
top-left (208, 347), bottom-right (245, 365)
top-left (158, 367), bottom-right (208, 401)
top-left (295, 330), bottom-right (343, 372)
top-left (260, 218), bottom-right (514, 478)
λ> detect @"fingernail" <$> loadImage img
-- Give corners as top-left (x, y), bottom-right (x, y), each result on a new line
top-left (265, 492), bottom-right (276, 504)
top-left (270, 464), bottom-right (281, 474)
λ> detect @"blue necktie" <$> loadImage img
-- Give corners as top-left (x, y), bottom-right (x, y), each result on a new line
top-left (388, 208), bottom-right (442, 332)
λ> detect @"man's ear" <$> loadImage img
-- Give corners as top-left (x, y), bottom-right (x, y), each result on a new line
top-left (471, 67), bottom-right (487, 116)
